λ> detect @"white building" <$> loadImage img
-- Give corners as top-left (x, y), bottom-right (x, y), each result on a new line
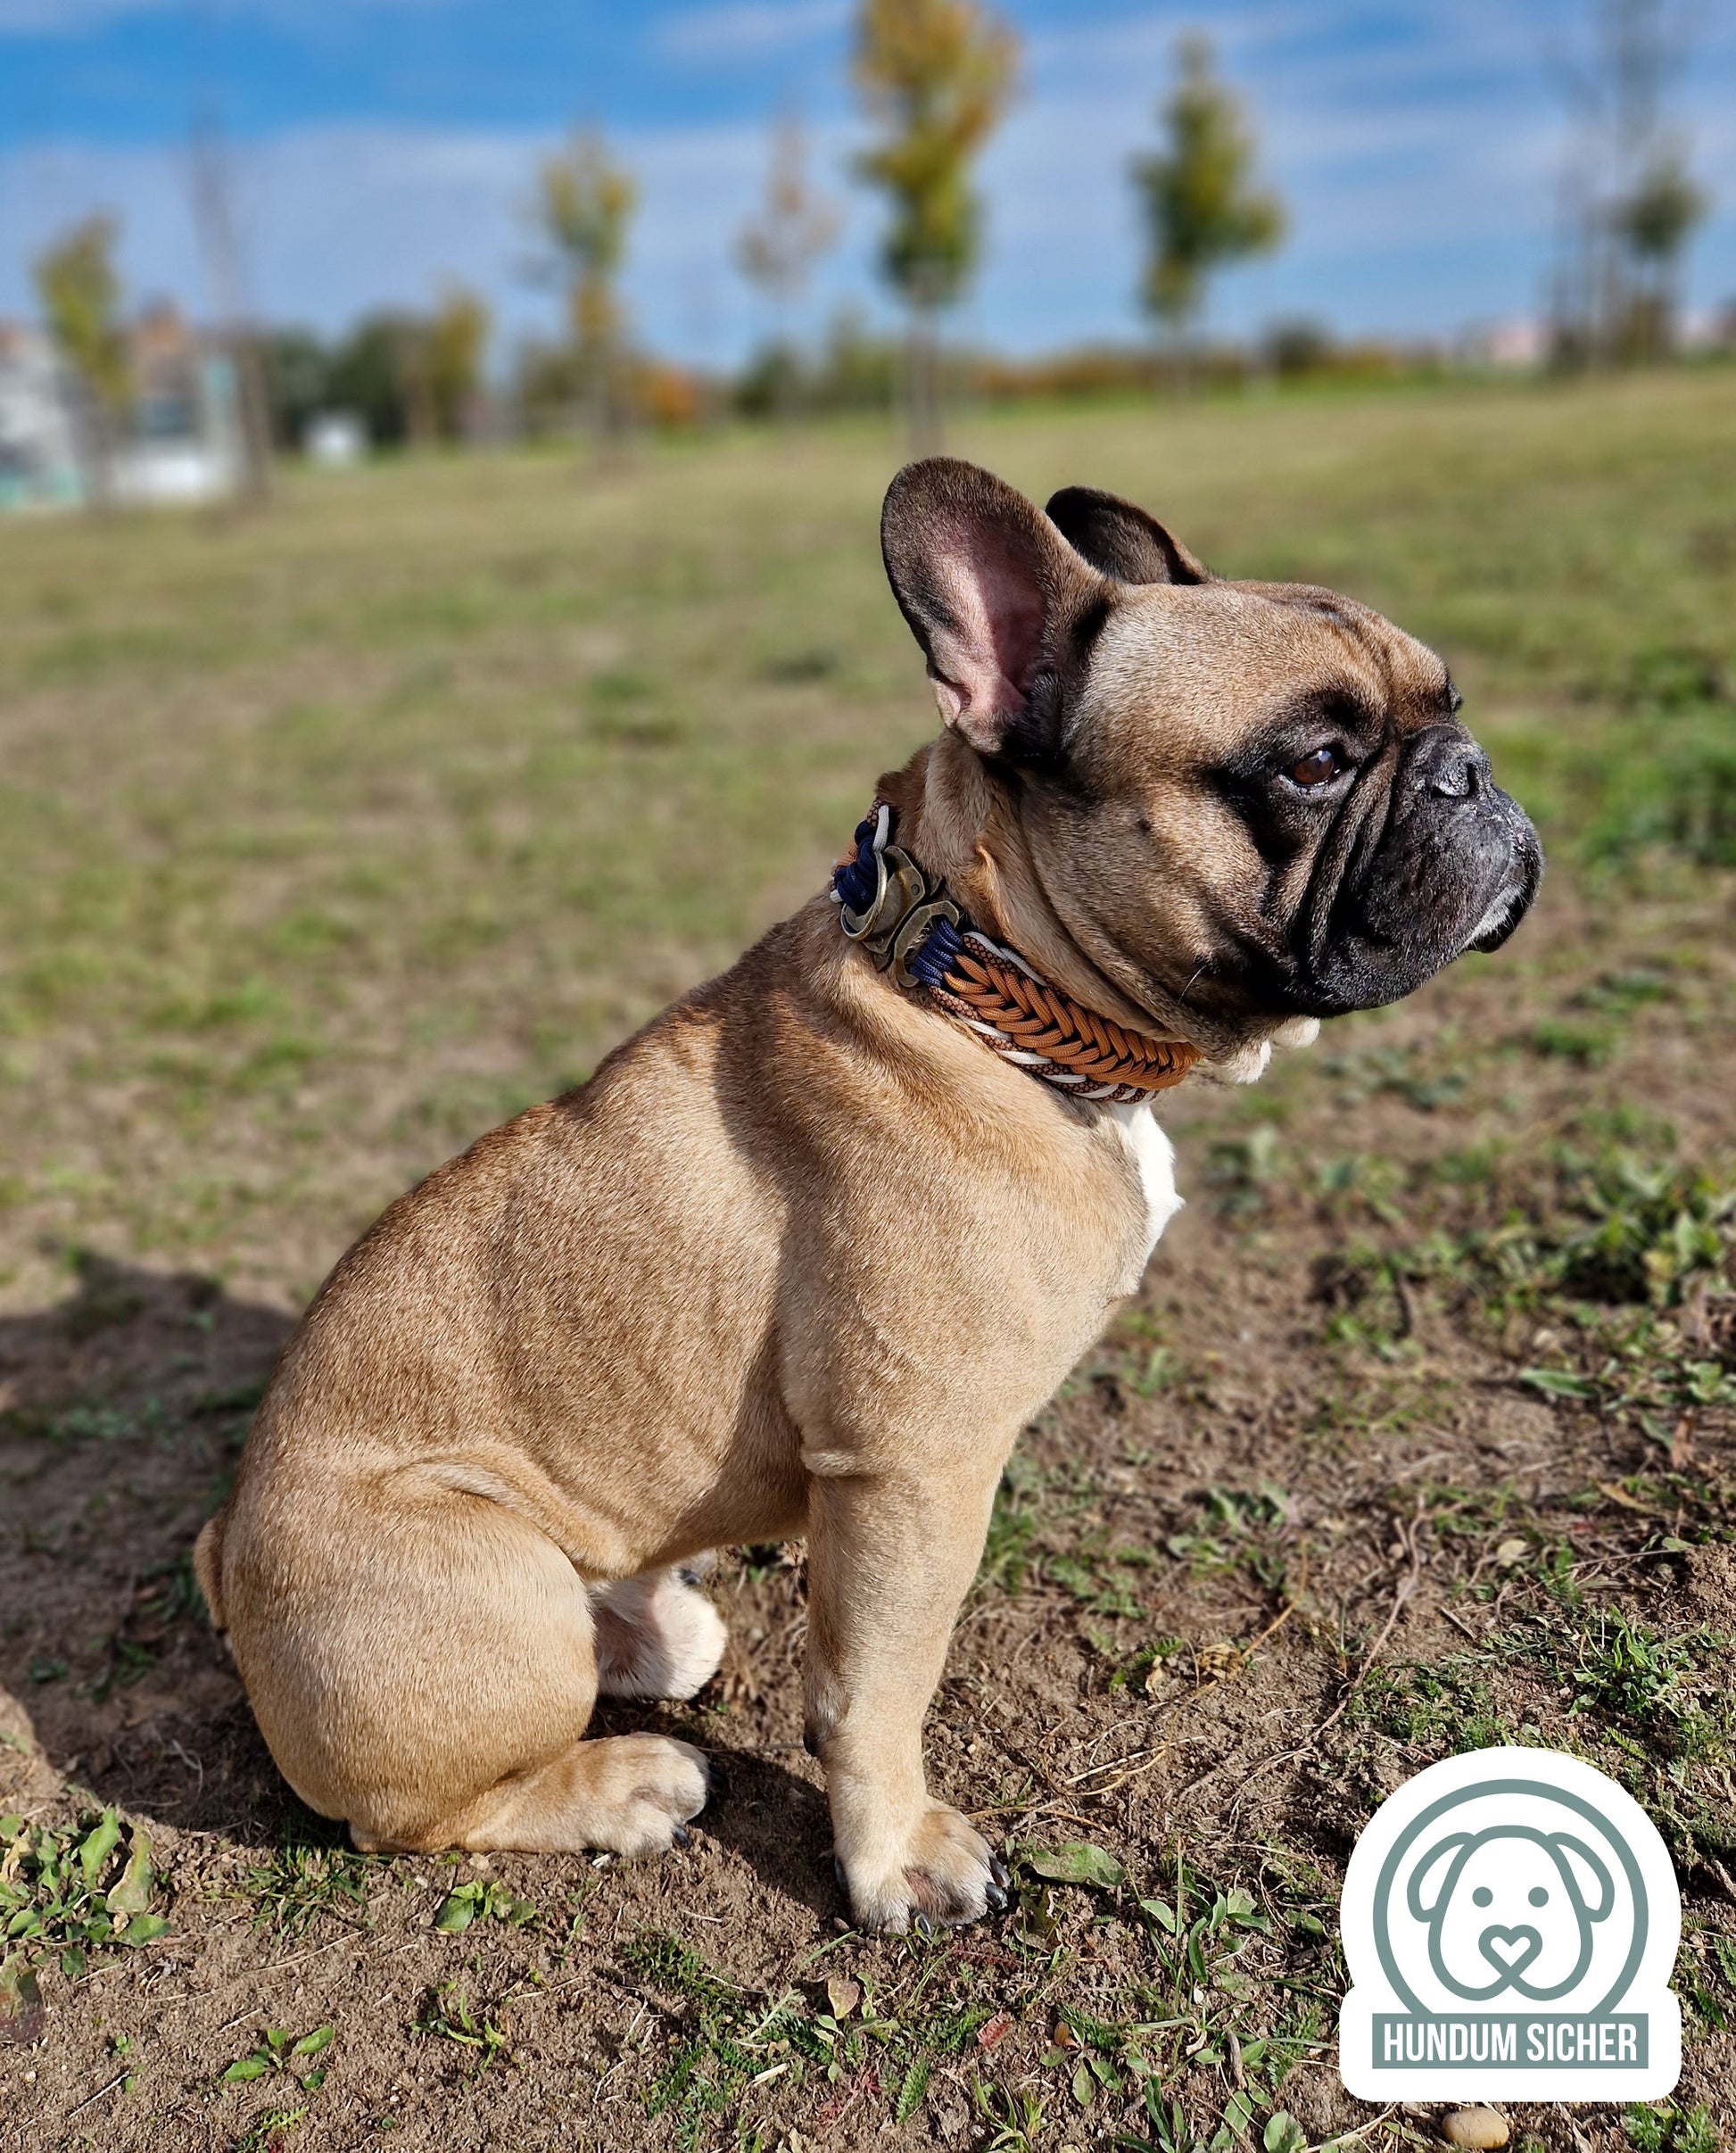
top-left (111, 303), bottom-right (245, 506)
top-left (1459, 318), bottom-right (1547, 370)
top-left (0, 322), bottom-right (83, 511)
top-left (0, 304), bottom-right (246, 514)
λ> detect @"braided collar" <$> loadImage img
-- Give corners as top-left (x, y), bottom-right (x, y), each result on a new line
top-left (831, 804), bottom-right (1198, 1105)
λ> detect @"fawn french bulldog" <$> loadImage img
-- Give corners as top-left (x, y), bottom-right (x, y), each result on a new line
top-left (196, 458), bottom-right (1540, 1931)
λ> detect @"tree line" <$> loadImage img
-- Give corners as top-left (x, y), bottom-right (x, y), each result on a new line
top-left (30, 4), bottom-right (1292, 474)
top-left (25, 0), bottom-right (1717, 489)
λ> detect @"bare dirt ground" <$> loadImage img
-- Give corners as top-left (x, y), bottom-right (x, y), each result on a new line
top-left (3, 864), bottom-right (1732, 2153)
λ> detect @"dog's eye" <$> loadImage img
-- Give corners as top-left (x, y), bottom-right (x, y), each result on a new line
top-left (1286, 746), bottom-right (1343, 790)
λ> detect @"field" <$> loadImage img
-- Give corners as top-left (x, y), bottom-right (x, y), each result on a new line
top-left (0, 370), bottom-right (1733, 2153)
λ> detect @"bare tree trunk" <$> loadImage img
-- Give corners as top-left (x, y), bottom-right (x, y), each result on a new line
top-left (231, 332), bottom-right (274, 497)
top-left (401, 330), bottom-right (437, 451)
top-left (905, 307), bottom-right (942, 455)
top-left (583, 339), bottom-right (633, 471)
top-left (766, 302), bottom-right (798, 431)
top-left (585, 355), bottom-right (609, 464)
top-left (73, 384), bottom-right (115, 512)
top-left (188, 108), bottom-right (273, 506)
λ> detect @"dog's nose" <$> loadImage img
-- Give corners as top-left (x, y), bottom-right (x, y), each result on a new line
top-left (1409, 726), bottom-right (1488, 802)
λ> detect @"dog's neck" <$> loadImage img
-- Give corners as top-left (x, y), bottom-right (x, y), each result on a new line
top-left (872, 736), bottom-right (1301, 1085)
top-left (876, 736), bottom-right (1190, 1046)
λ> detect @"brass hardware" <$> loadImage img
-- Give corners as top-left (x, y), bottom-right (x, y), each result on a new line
top-left (839, 840), bottom-right (960, 985)
top-left (837, 849), bottom-right (890, 941)
top-left (889, 895), bottom-right (962, 990)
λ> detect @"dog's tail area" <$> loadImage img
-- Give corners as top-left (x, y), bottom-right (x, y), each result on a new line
top-left (192, 1512), bottom-right (227, 1631)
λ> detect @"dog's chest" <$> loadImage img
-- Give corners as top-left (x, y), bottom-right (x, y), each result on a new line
top-left (1104, 1102), bottom-right (1182, 1294)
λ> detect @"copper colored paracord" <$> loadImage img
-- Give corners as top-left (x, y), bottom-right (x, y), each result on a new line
top-left (928, 934), bottom-right (1199, 1095)
top-left (833, 803), bottom-right (1199, 1105)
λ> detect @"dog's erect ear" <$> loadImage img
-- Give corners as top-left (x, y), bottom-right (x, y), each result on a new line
top-left (880, 458), bottom-right (1111, 758)
top-left (1045, 484), bottom-right (1210, 586)
top-left (1406, 1833), bottom-right (1473, 1923)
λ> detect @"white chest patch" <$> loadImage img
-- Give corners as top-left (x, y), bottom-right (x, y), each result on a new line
top-left (1105, 1100), bottom-right (1182, 1288)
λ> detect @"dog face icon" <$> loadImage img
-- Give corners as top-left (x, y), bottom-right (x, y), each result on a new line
top-left (1407, 1825), bottom-right (1616, 2002)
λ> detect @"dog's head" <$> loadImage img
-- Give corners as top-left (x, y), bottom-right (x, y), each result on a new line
top-left (880, 458), bottom-right (1542, 1062)
top-left (1406, 1824), bottom-right (1615, 2002)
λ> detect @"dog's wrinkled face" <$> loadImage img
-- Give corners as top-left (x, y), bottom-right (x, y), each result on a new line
top-left (881, 459), bottom-right (1542, 1055)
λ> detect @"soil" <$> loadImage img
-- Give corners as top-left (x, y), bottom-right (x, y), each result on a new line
top-left (1, 872), bottom-right (1732, 2153)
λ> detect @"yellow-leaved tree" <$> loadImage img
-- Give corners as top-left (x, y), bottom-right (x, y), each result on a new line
top-left (532, 129), bottom-right (638, 449)
top-left (853, 0), bottom-right (1017, 450)
top-left (1131, 35), bottom-right (1285, 386)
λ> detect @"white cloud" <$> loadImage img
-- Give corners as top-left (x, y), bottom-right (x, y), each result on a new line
top-left (0, 115), bottom-right (838, 360)
top-left (653, 0), bottom-right (847, 65)
top-left (0, 0), bottom-right (449, 32)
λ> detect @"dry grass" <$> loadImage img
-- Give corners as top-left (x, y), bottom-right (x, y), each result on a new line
top-left (0, 372), bottom-right (1733, 2152)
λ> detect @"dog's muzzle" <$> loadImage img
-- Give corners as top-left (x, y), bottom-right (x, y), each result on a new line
top-left (1294, 725), bottom-right (1543, 1016)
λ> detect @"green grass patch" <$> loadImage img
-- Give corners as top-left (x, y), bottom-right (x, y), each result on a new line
top-left (0, 1807), bottom-right (169, 1997)
top-left (237, 1836), bottom-right (377, 1938)
top-left (0, 374), bottom-right (1732, 1290)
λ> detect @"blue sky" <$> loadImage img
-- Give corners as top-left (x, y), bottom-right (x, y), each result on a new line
top-left (1, 1), bottom-right (1732, 362)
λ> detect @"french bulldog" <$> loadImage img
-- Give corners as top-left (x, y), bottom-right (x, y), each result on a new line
top-left (194, 458), bottom-right (1541, 1932)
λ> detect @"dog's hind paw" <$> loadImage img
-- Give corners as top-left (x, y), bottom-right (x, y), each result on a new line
top-left (593, 1566), bottom-right (727, 1701)
top-left (484, 1732), bottom-right (710, 1859)
top-left (583, 1734), bottom-right (711, 1858)
top-left (836, 1801), bottom-right (1003, 1934)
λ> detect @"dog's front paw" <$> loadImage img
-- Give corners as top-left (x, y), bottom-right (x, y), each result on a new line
top-left (838, 1801), bottom-right (1008, 1934)
top-left (584, 1733), bottom-right (710, 1858)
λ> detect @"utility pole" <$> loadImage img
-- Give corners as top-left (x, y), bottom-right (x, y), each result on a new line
top-left (187, 102), bottom-right (275, 503)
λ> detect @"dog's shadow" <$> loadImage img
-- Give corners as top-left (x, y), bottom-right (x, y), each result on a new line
top-left (696, 1744), bottom-right (839, 1923)
top-left (0, 1253), bottom-right (296, 1836)
top-left (591, 1687), bottom-right (839, 1922)
top-left (0, 1254), bottom-right (839, 1918)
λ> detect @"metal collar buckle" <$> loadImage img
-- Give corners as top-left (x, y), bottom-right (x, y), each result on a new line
top-left (837, 840), bottom-right (962, 991)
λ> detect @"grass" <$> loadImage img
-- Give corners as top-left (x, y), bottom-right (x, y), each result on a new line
top-left (619, 1894), bottom-right (1325, 2153)
top-left (0, 1808), bottom-right (169, 2005)
top-left (1, 371), bottom-right (1733, 1304)
top-left (236, 1837), bottom-right (378, 1938)
top-left (0, 372), bottom-right (1732, 2149)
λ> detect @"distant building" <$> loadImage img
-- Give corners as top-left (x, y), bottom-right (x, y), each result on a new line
top-left (0, 302), bottom-right (246, 514)
top-left (1459, 318), bottom-right (1546, 370)
top-left (303, 410), bottom-right (367, 468)
top-left (1680, 305), bottom-right (1736, 354)
top-left (0, 321), bottom-right (82, 511)
top-left (112, 302), bottom-right (245, 507)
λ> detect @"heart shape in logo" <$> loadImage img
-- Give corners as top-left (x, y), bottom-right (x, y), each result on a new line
top-left (1479, 1925), bottom-right (1542, 1980)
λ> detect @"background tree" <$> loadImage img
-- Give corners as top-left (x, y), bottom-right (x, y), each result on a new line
top-left (531, 128), bottom-right (638, 451)
top-left (1612, 152), bottom-right (1706, 355)
top-left (1548, 0), bottom-right (1707, 363)
top-left (734, 115), bottom-right (840, 422)
top-left (853, 0), bottom-right (1017, 451)
top-left (259, 327), bottom-right (332, 452)
top-left (426, 284), bottom-right (491, 443)
top-left (33, 213), bottom-right (131, 503)
top-left (188, 104), bottom-right (275, 503)
top-left (323, 312), bottom-right (425, 447)
top-left (1130, 34), bottom-right (1285, 385)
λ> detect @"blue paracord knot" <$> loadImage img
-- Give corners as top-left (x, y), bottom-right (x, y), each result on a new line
top-left (833, 807), bottom-right (964, 987)
top-left (831, 816), bottom-right (881, 914)
top-left (908, 914), bottom-right (963, 990)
